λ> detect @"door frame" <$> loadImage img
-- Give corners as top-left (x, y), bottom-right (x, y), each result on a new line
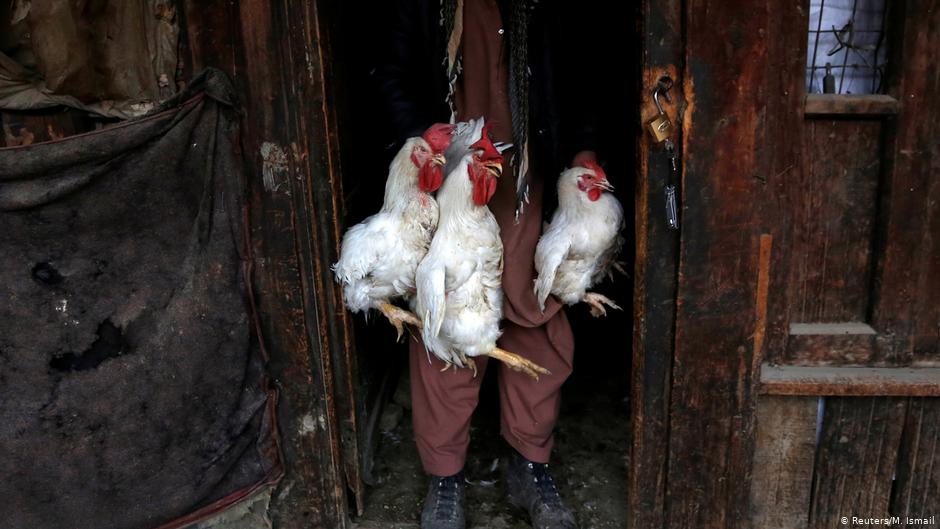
top-left (629, 0), bottom-right (683, 528)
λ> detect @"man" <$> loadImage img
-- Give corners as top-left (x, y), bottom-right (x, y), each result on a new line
top-left (376, 1), bottom-right (600, 528)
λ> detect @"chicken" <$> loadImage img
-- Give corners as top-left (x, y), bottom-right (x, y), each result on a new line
top-left (414, 120), bottom-right (550, 380)
top-left (534, 161), bottom-right (625, 317)
top-left (332, 123), bottom-right (454, 339)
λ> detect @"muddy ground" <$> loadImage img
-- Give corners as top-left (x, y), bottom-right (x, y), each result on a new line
top-left (354, 348), bottom-right (631, 529)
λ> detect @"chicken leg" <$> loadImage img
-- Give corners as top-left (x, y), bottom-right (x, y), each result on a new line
top-left (488, 348), bottom-right (552, 380)
top-left (378, 302), bottom-right (422, 342)
top-left (376, 304), bottom-right (550, 380)
top-left (440, 356), bottom-right (480, 378)
top-left (583, 292), bottom-right (622, 318)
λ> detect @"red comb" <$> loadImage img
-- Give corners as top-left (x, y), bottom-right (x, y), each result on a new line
top-left (470, 127), bottom-right (501, 160)
top-left (422, 123), bottom-right (455, 153)
top-left (581, 160), bottom-right (606, 179)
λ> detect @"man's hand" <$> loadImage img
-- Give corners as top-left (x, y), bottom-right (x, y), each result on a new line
top-left (572, 150), bottom-right (598, 169)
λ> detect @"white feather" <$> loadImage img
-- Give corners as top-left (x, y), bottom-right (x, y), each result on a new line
top-left (414, 137), bottom-right (504, 366)
top-left (333, 137), bottom-right (439, 314)
top-left (533, 166), bottom-right (625, 307)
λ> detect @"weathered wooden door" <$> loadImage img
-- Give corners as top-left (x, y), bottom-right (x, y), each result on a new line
top-left (632, 1), bottom-right (939, 528)
top-left (181, 1), bottom-right (365, 527)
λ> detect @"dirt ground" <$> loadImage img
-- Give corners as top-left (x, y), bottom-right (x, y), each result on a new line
top-left (354, 358), bottom-right (630, 529)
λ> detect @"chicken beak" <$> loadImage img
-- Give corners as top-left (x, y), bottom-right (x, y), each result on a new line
top-left (485, 161), bottom-right (503, 178)
top-left (433, 153), bottom-right (446, 166)
top-left (596, 179), bottom-right (615, 192)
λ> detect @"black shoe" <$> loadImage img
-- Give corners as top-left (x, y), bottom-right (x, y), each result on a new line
top-left (421, 472), bottom-right (466, 529)
top-left (507, 450), bottom-right (578, 529)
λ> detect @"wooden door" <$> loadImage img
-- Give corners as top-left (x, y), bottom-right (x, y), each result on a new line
top-left (181, 1), bottom-right (364, 527)
top-left (632, 1), bottom-right (939, 528)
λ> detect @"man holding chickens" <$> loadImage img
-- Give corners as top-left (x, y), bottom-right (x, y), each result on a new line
top-left (376, 1), bottom-right (608, 528)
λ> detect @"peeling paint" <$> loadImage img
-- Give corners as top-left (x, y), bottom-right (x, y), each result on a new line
top-left (299, 413), bottom-right (317, 434)
top-left (260, 142), bottom-right (290, 195)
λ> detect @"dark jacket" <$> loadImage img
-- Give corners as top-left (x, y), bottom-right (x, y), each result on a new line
top-left (373, 0), bottom-right (600, 216)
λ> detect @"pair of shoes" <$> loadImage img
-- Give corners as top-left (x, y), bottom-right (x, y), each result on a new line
top-left (420, 471), bottom-right (466, 529)
top-left (419, 452), bottom-right (578, 529)
top-left (507, 449), bottom-right (579, 529)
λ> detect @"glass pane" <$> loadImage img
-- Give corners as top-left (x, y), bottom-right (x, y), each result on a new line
top-left (806, 0), bottom-right (889, 95)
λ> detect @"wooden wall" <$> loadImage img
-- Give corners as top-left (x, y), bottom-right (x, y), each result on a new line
top-left (179, 1), bottom-right (361, 527)
top-left (749, 2), bottom-right (940, 529)
top-left (631, 1), bottom-right (940, 528)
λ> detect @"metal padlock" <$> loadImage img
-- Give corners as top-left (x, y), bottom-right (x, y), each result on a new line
top-left (646, 78), bottom-right (673, 143)
top-left (647, 113), bottom-right (672, 143)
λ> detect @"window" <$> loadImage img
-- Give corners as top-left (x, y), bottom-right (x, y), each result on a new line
top-left (806, 0), bottom-right (889, 95)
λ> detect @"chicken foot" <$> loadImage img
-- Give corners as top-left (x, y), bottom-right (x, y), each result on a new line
top-left (378, 302), bottom-right (423, 342)
top-left (487, 348), bottom-right (552, 380)
top-left (439, 350), bottom-right (549, 380)
top-left (375, 304), bottom-right (550, 380)
top-left (440, 356), bottom-right (479, 378)
top-left (583, 292), bottom-right (622, 318)
top-left (608, 260), bottom-right (629, 280)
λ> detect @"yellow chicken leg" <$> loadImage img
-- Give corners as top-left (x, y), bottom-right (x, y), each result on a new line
top-left (583, 292), bottom-right (622, 318)
top-left (378, 302), bottom-right (422, 342)
top-left (486, 348), bottom-right (552, 380)
top-left (377, 303), bottom-right (549, 380)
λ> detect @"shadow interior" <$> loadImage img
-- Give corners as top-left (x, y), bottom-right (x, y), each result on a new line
top-left (332, 2), bottom-right (639, 526)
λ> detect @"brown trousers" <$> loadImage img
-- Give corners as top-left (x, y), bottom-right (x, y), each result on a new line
top-left (408, 117), bottom-right (576, 477)
top-left (409, 0), bottom-right (577, 478)
top-left (409, 311), bottom-right (574, 477)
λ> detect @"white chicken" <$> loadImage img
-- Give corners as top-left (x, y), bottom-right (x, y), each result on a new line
top-left (333, 123), bottom-right (454, 338)
top-left (415, 120), bottom-right (550, 380)
top-left (534, 161), bottom-right (625, 317)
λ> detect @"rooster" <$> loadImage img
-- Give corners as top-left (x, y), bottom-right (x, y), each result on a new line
top-left (333, 123), bottom-right (454, 338)
top-left (414, 120), bottom-right (550, 380)
top-left (534, 161), bottom-right (625, 317)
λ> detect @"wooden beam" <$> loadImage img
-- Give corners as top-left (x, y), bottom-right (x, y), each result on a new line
top-left (750, 396), bottom-right (817, 529)
top-left (760, 364), bottom-right (940, 396)
top-left (870, 0), bottom-right (940, 365)
top-left (789, 322), bottom-right (876, 335)
top-left (785, 332), bottom-right (878, 366)
top-left (891, 398), bottom-right (940, 526)
top-left (630, 0), bottom-right (682, 528)
top-left (181, 1), bottom-right (357, 526)
top-left (665, 0), bottom-right (791, 526)
top-left (809, 397), bottom-right (907, 528)
top-left (804, 94), bottom-right (900, 117)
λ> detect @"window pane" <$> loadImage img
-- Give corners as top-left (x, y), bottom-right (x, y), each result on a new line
top-left (806, 0), bottom-right (889, 95)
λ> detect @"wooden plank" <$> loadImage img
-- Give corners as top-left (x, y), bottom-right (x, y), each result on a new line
top-left (804, 94), bottom-right (900, 117)
top-left (277, 0), bottom-right (366, 515)
top-left (750, 396), bottom-right (818, 529)
top-left (810, 397), bottom-right (907, 528)
top-left (763, 0), bottom-right (811, 381)
top-left (753, 234), bottom-right (773, 360)
top-left (785, 333), bottom-right (878, 366)
top-left (665, 0), bottom-right (805, 527)
top-left (870, 1), bottom-right (940, 365)
top-left (760, 365), bottom-right (940, 397)
top-left (789, 119), bottom-right (881, 325)
top-left (891, 398), bottom-right (940, 528)
top-left (181, 1), bottom-right (356, 527)
top-left (630, 0), bottom-right (682, 527)
top-left (790, 323), bottom-right (877, 335)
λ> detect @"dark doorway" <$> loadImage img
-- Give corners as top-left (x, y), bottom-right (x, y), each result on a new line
top-left (331, 1), bottom-right (639, 526)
